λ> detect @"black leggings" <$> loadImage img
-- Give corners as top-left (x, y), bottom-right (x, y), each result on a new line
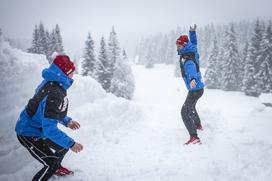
top-left (17, 135), bottom-right (68, 181)
top-left (181, 88), bottom-right (204, 137)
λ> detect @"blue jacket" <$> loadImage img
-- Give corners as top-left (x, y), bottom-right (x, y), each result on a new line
top-left (178, 31), bottom-right (205, 91)
top-left (15, 63), bottom-right (75, 149)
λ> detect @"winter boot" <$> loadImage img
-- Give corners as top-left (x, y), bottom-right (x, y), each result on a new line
top-left (54, 165), bottom-right (74, 176)
top-left (184, 136), bottom-right (201, 145)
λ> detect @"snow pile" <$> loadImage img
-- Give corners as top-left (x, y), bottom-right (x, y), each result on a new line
top-left (0, 39), bottom-right (143, 180)
top-left (0, 38), bottom-right (48, 143)
top-left (260, 93), bottom-right (272, 107)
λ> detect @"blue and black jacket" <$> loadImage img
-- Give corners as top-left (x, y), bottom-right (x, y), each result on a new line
top-left (15, 63), bottom-right (75, 149)
top-left (178, 31), bottom-right (205, 91)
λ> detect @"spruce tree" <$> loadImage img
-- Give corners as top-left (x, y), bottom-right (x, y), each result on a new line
top-left (37, 22), bottom-right (47, 54)
top-left (204, 36), bottom-right (219, 89)
top-left (82, 33), bottom-right (96, 77)
top-left (45, 30), bottom-right (52, 62)
top-left (220, 23), bottom-right (241, 91)
top-left (242, 19), bottom-right (264, 97)
top-left (96, 36), bottom-right (111, 92)
top-left (145, 46), bottom-right (155, 68)
top-left (28, 25), bottom-right (39, 54)
top-left (54, 24), bottom-right (64, 54)
top-left (256, 20), bottom-right (272, 93)
top-left (110, 49), bottom-right (135, 99)
top-left (108, 26), bottom-right (120, 82)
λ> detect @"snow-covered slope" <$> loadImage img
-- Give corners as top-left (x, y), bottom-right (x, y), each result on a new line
top-left (0, 38), bottom-right (271, 181)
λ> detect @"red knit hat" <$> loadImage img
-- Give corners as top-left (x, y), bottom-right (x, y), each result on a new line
top-left (53, 55), bottom-right (75, 76)
top-left (176, 35), bottom-right (189, 46)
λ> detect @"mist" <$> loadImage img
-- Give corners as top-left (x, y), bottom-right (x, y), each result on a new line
top-left (0, 0), bottom-right (271, 57)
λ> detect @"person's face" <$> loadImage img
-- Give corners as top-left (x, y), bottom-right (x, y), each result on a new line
top-left (176, 43), bottom-right (184, 51)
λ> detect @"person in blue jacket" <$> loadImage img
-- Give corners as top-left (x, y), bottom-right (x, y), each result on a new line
top-left (176, 24), bottom-right (205, 145)
top-left (15, 55), bottom-right (83, 180)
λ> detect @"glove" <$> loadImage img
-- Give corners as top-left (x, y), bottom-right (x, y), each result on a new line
top-left (190, 24), bottom-right (197, 31)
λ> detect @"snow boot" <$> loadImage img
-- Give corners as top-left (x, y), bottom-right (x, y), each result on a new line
top-left (184, 136), bottom-right (201, 145)
top-left (54, 166), bottom-right (74, 176)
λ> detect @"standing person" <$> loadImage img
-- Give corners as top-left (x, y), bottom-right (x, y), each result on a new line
top-left (176, 24), bottom-right (205, 145)
top-left (15, 55), bottom-right (83, 180)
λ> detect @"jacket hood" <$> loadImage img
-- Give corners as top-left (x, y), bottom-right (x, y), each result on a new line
top-left (41, 63), bottom-right (74, 90)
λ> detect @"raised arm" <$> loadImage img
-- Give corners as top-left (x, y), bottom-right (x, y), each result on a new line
top-left (189, 24), bottom-right (197, 45)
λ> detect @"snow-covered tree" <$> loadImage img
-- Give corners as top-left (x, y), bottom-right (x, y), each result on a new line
top-left (204, 36), bottom-right (219, 89)
top-left (220, 23), bottom-right (241, 91)
top-left (96, 36), bottom-right (111, 92)
top-left (110, 49), bottom-right (135, 99)
top-left (81, 33), bottom-right (96, 77)
top-left (37, 22), bottom-right (47, 55)
top-left (256, 20), bottom-right (272, 93)
top-left (45, 30), bottom-right (52, 62)
top-left (54, 24), bottom-right (64, 54)
top-left (265, 20), bottom-right (272, 93)
top-left (145, 46), bottom-right (155, 68)
top-left (165, 31), bottom-right (176, 65)
top-left (108, 26), bottom-right (121, 81)
top-left (242, 19), bottom-right (264, 97)
top-left (28, 25), bottom-right (39, 54)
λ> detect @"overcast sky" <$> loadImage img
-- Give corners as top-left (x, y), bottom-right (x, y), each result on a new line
top-left (0, 0), bottom-right (271, 57)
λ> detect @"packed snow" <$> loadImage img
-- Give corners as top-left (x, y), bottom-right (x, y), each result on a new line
top-left (0, 40), bottom-right (272, 181)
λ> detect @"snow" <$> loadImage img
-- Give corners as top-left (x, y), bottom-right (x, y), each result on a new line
top-left (260, 93), bottom-right (272, 105)
top-left (0, 40), bottom-right (272, 180)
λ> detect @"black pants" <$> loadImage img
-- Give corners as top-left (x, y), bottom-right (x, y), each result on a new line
top-left (17, 135), bottom-right (68, 181)
top-left (181, 88), bottom-right (204, 137)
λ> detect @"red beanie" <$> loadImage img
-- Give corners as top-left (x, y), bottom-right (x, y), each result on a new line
top-left (176, 35), bottom-right (189, 46)
top-left (53, 55), bottom-right (75, 76)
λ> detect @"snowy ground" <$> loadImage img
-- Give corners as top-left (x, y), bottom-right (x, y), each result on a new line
top-left (0, 39), bottom-right (272, 180)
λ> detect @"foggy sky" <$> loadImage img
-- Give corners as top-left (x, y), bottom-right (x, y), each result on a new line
top-left (0, 0), bottom-right (271, 57)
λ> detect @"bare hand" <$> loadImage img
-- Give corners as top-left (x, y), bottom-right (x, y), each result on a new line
top-left (190, 24), bottom-right (197, 31)
top-left (190, 79), bottom-right (197, 89)
top-left (71, 142), bottom-right (83, 153)
top-left (68, 120), bottom-right (80, 130)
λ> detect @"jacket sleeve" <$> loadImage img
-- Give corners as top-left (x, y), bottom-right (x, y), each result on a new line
top-left (189, 31), bottom-right (197, 45)
top-left (185, 60), bottom-right (198, 81)
top-left (42, 118), bottom-right (75, 149)
top-left (59, 116), bottom-right (72, 127)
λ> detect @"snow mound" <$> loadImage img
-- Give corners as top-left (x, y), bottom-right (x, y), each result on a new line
top-left (260, 93), bottom-right (272, 107)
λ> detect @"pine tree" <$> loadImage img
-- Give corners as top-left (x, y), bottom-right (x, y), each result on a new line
top-left (220, 23), bottom-right (241, 91)
top-left (48, 29), bottom-right (57, 60)
top-left (37, 22), bottom-right (47, 54)
top-left (81, 33), bottom-right (96, 77)
top-left (54, 24), bottom-right (64, 54)
top-left (45, 30), bottom-right (52, 62)
top-left (108, 26), bottom-right (120, 82)
top-left (0, 28), bottom-right (2, 37)
top-left (96, 36), bottom-right (111, 92)
top-left (242, 19), bottom-right (264, 97)
top-left (28, 25), bottom-right (39, 54)
top-left (145, 46), bottom-right (155, 68)
top-left (110, 49), bottom-right (135, 99)
top-left (240, 40), bottom-right (249, 84)
top-left (165, 32), bottom-right (176, 65)
top-left (256, 20), bottom-right (272, 93)
top-left (204, 36), bottom-right (219, 89)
